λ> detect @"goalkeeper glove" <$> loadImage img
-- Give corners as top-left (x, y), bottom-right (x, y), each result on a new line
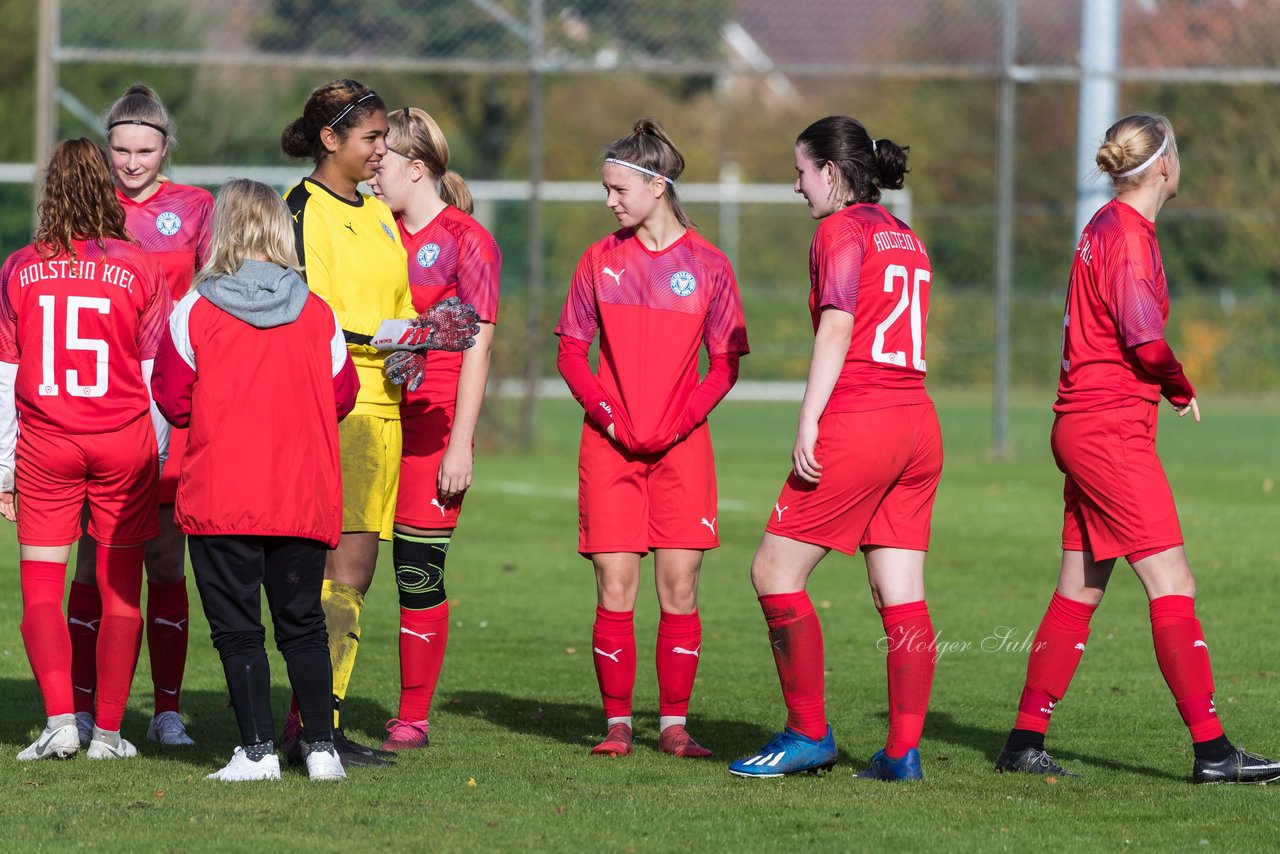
top-left (384, 350), bottom-right (427, 391)
top-left (410, 296), bottom-right (481, 352)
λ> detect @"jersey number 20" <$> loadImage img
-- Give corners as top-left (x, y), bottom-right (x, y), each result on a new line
top-left (872, 264), bottom-right (928, 371)
top-left (37, 294), bottom-right (111, 398)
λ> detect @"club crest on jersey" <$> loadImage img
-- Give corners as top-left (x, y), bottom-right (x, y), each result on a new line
top-left (418, 243), bottom-right (442, 268)
top-left (155, 211), bottom-right (182, 236)
top-left (669, 270), bottom-right (696, 297)
top-left (381, 221), bottom-right (396, 242)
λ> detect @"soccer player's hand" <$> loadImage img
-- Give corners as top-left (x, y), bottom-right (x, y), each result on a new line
top-left (0, 467), bottom-right (13, 521)
top-left (411, 296), bottom-right (480, 352)
top-left (438, 441), bottom-right (473, 500)
top-left (605, 420), bottom-right (648, 455)
top-left (383, 351), bottom-right (427, 391)
top-left (1175, 397), bottom-right (1200, 422)
top-left (792, 419), bottom-right (823, 483)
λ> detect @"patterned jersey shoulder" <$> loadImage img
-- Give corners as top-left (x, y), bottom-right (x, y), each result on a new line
top-left (403, 208), bottom-right (501, 299)
top-left (119, 183), bottom-right (214, 254)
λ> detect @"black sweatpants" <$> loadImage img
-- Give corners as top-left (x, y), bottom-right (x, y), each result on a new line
top-left (189, 535), bottom-right (332, 747)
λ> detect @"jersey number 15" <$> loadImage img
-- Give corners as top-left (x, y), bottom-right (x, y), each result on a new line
top-left (37, 294), bottom-right (111, 398)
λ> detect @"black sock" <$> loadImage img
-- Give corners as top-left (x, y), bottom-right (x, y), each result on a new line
top-left (308, 739), bottom-right (335, 755)
top-left (244, 740), bottom-right (275, 762)
top-left (1004, 728), bottom-right (1046, 754)
top-left (1193, 735), bottom-right (1233, 763)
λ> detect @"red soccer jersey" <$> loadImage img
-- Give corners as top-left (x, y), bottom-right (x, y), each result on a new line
top-left (118, 182), bottom-right (214, 302)
top-left (1055, 200), bottom-right (1170, 413)
top-left (0, 239), bottom-right (169, 433)
top-left (812, 204), bottom-right (932, 414)
top-left (398, 206), bottom-right (501, 411)
top-left (556, 228), bottom-right (749, 449)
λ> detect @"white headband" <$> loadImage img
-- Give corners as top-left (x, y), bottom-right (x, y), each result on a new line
top-left (604, 157), bottom-right (674, 185)
top-left (1116, 135), bottom-right (1169, 178)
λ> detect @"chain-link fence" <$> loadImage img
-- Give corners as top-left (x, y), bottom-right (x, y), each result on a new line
top-left (9, 0), bottom-right (1280, 450)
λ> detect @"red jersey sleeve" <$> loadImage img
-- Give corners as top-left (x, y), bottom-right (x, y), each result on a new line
top-left (455, 226), bottom-right (502, 324)
top-left (1108, 228), bottom-right (1167, 349)
top-left (702, 255), bottom-right (750, 356)
top-left (555, 249), bottom-right (599, 343)
top-left (0, 248), bottom-right (28, 363)
top-left (813, 217), bottom-right (864, 318)
top-left (194, 195), bottom-right (214, 272)
top-left (136, 254), bottom-right (172, 360)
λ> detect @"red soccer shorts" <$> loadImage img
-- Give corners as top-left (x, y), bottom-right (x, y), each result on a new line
top-left (395, 403), bottom-right (466, 529)
top-left (156, 426), bottom-right (186, 504)
top-left (766, 402), bottom-right (942, 556)
top-left (1052, 401), bottom-right (1182, 562)
top-left (16, 414), bottom-right (159, 547)
top-left (577, 419), bottom-right (719, 555)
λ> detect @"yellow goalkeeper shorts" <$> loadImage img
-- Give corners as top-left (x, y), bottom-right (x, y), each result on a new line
top-left (338, 413), bottom-right (402, 540)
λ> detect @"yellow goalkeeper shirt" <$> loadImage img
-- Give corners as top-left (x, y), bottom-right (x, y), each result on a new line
top-left (286, 177), bottom-right (415, 418)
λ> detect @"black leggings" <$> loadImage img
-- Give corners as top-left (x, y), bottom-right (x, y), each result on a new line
top-left (189, 535), bottom-right (332, 746)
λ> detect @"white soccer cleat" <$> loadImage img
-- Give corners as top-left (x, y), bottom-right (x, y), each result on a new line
top-left (75, 712), bottom-right (95, 747)
top-left (305, 746), bottom-right (347, 781)
top-left (206, 747), bottom-right (282, 782)
top-left (147, 711), bottom-right (196, 746)
top-left (86, 728), bottom-right (138, 760)
top-left (17, 722), bottom-right (79, 761)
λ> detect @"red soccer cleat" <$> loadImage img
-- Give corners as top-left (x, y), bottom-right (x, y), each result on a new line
top-left (658, 724), bottom-right (712, 758)
top-left (590, 723), bottom-right (633, 757)
top-left (380, 718), bottom-right (429, 751)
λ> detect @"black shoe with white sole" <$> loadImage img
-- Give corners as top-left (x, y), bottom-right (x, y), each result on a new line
top-left (1193, 747), bottom-right (1280, 785)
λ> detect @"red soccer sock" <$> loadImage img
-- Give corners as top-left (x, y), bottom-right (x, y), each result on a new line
top-left (592, 606), bottom-right (636, 720)
top-left (656, 610), bottom-right (702, 720)
top-left (880, 600), bottom-right (935, 758)
top-left (1014, 591), bottom-right (1096, 734)
top-left (21, 561), bottom-right (73, 718)
top-left (67, 580), bottom-right (102, 715)
top-left (759, 591), bottom-right (827, 741)
top-left (94, 545), bottom-right (144, 732)
top-left (146, 578), bottom-right (190, 714)
top-left (1149, 595), bottom-right (1224, 743)
top-left (396, 602), bottom-right (450, 722)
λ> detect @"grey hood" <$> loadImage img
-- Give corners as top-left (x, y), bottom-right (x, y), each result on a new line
top-left (196, 260), bottom-right (310, 329)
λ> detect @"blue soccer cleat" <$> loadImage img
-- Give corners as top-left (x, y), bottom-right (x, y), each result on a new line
top-left (856, 748), bottom-right (923, 781)
top-left (728, 726), bottom-right (837, 778)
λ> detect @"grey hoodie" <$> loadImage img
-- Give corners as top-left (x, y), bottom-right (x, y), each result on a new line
top-left (195, 259), bottom-right (310, 329)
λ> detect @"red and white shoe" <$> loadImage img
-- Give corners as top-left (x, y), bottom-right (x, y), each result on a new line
top-left (591, 723), bottom-right (633, 757)
top-left (380, 718), bottom-right (429, 751)
top-left (658, 724), bottom-right (712, 758)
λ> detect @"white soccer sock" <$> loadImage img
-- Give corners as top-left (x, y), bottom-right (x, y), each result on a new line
top-left (606, 716), bottom-right (633, 729)
top-left (659, 715), bottom-right (686, 732)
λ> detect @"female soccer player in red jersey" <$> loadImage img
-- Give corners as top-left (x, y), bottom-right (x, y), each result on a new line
top-left (994, 114), bottom-right (1280, 784)
top-left (151, 178), bottom-right (356, 782)
top-left (729, 116), bottom-right (941, 782)
top-left (367, 106), bottom-right (501, 751)
top-left (278, 79), bottom-right (478, 767)
top-left (68, 84), bottom-right (212, 749)
top-left (556, 118), bottom-right (749, 758)
top-left (0, 138), bottom-right (171, 761)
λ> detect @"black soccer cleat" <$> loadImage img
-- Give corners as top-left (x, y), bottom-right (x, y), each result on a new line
top-left (994, 746), bottom-right (1080, 777)
top-left (333, 728), bottom-right (397, 767)
top-left (1193, 747), bottom-right (1280, 785)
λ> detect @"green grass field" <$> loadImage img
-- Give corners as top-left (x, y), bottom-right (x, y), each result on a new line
top-left (2, 392), bottom-right (1278, 852)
